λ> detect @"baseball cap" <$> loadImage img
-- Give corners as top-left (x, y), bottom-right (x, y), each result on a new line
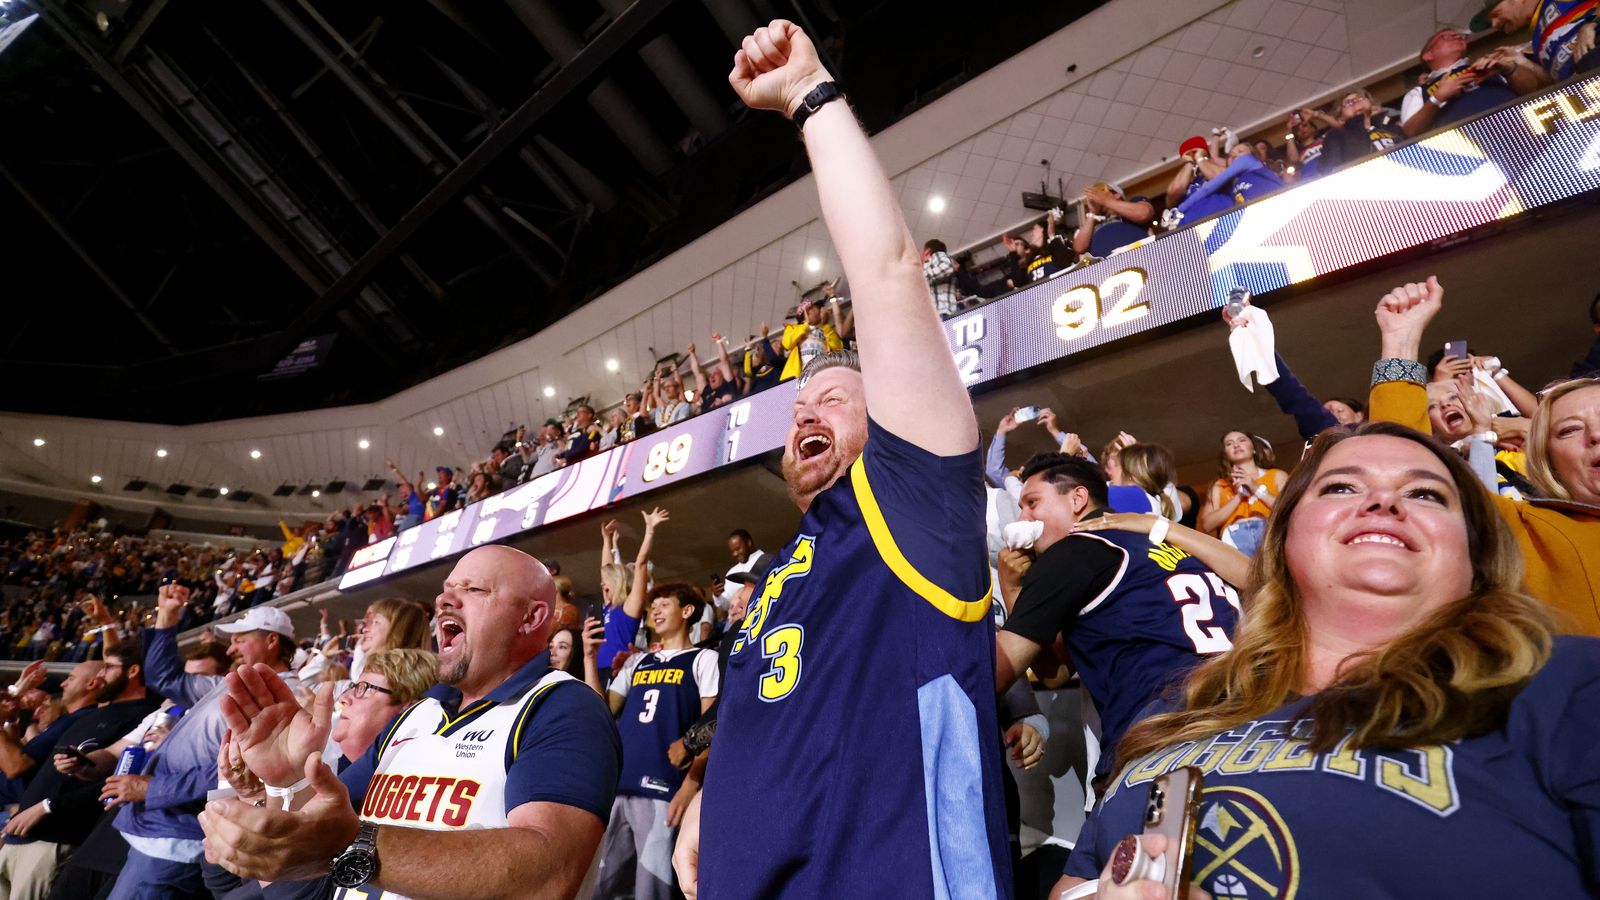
top-left (726, 570), bottom-right (763, 585)
top-left (1179, 136), bottom-right (1209, 158)
top-left (1470, 2), bottom-right (1503, 31)
top-left (435, 466), bottom-right (453, 477)
top-left (214, 606), bottom-right (295, 639)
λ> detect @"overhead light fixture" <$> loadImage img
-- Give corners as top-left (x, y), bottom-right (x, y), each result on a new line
top-left (805, 256), bottom-right (822, 273)
top-left (155, 448), bottom-right (168, 458)
top-left (31, 438), bottom-right (44, 447)
top-left (250, 449), bottom-right (262, 459)
top-left (311, 490), bottom-right (321, 498)
top-left (928, 195), bottom-right (947, 213)
top-left (166, 483), bottom-right (192, 496)
top-left (90, 474), bottom-right (103, 484)
top-left (361, 477), bottom-right (387, 491)
top-left (432, 426), bottom-right (444, 436)
top-left (325, 480), bottom-right (347, 494)
top-left (123, 479), bottom-right (149, 492)
top-left (196, 487), bottom-right (221, 500)
top-left (219, 486), bottom-right (229, 496)
top-left (1252, 45), bottom-right (1265, 58)
top-left (543, 386), bottom-right (556, 398)
top-left (271, 484), bottom-right (296, 497)
top-left (358, 439), bottom-right (370, 450)
top-left (227, 490), bottom-right (253, 502)
top-left (606, 358), bottom-right (620, 372)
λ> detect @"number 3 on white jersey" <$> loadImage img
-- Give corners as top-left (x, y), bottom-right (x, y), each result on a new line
top-left (1165, 573), bottom-right (1241, 654)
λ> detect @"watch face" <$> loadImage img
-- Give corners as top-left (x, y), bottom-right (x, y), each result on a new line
top-left (331, 850), bottom-right (377, 888)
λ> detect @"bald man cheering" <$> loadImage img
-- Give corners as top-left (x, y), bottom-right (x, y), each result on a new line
top-left (199, 545), bottom-right (621, 900)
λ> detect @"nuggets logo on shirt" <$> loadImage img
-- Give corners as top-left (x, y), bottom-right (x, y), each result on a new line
top-left (1191, 787), bottom-right (1300, 899)
top-left (731, 535), bottom-right (815, 702)
top-left (1110, 719), bottom-right (1464, 899)
top-left (359, 773), bottom-right (481, 826)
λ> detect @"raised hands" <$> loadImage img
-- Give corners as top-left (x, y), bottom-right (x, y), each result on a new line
top-left (728, 19), bottom-right (830, 117)
top-left (217, 664), bottom-right (335, 789)
top-left (1374, 276), bottom-right (1443, 361)
top-left (642, 507), bottom-right (670, 532)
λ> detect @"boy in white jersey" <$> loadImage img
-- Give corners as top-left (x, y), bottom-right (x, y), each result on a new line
top-left (593, 584), bottom-right (718, 900)
top-left (199, 545), bottom-right (621, 900)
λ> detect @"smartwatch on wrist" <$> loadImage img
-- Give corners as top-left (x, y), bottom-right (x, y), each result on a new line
top-left (330, 822), bottom-right (380, 889)
top-left (791, 82), bottom-right (842, 130)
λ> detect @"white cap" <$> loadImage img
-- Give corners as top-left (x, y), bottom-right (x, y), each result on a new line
top-left (214, 606), bottom-right (295, 639)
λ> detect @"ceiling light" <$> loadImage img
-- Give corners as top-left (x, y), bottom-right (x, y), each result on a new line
top-left (543, 386), bottom-right (556, 398)
top-left (219, 486), bottom-right (229, 496)
top-left (90, 475), bottom-right (102, 484)
top-left (155, 448), bottom-right (168, 458)
top-left (31, 438), bottom-right (44, 447)
top-left (927, 195), bottom-right (946, 213)
top-left (358, 439), bottom-right (370, 450)
top-left (433, 426), bottom-right (444, 436)
top-left (805, 256), bottom-right (822, 273)
top-left (606, 358), bottom-right (620, 372)
top-left (1251, 45), bottom-right (1265, 58)
top-left (250, 449), bottom-right (262, 459)
top-left (311, 489), bottom-right (321, 498)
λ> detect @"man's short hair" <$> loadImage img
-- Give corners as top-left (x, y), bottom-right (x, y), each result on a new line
top-left (649, 583), bottom-right (706, 630)
top-left (1019, 453), bottom-right (1110, 508)
top-left (797, 349), bottom-right (860, 387)
top-left (185, 642), bottom-right (232, 673)
top-left (578, 404), bottom-right (595, 416)
top-left (924, 239), bottom-right (947, 254)
top-left (106, 641), bottom-right (143, 672)
top-left (729, 528), bottom-right (754, 543)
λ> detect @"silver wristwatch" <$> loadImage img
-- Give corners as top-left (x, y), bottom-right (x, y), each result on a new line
top-left (330, 822), bottom-right (380, 889)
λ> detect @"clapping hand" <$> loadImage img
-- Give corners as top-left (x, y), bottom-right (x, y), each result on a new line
top-left (217, 664), bottom-right (335, 790)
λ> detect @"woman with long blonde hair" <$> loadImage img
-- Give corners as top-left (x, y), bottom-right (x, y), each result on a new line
top-left (1052, 422), bottom-right (1598, 898)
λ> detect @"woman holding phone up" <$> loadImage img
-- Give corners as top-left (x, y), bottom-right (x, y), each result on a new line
top-left (1054, 422), bottom-right (1600, 899)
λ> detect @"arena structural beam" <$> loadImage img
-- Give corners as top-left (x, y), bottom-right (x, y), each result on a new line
top-left (37, 0), bottom-right (331, 301)
top-left (258, 0), bottom-right (559, 288)
top-left (110, 0), bottom-right (171, 65)
top-left (273, 0), bottom-right (675, 353)
top-left (0, 159), bottom-right (178, 354)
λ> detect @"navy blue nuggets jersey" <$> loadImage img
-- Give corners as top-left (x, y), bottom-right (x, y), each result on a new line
top-left (701, 419), bottom-right (1012, 899)
top-left (1003, 526), bottom-right (1239, 777)
top-left (1068, 637), bottom-right (1600, 897)
top-left (611, 647), bottom-right (718, 798)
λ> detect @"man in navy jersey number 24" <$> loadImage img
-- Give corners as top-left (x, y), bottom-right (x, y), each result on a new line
top-left (672, 20), bottom-right (1012, 900)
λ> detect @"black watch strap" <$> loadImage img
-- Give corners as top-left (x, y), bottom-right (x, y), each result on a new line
top-left (791, 81), bottom-right (842, 131)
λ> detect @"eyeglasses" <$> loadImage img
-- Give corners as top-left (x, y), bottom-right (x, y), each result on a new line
top-left (1342, 96), bottom-right (1366, 107)
top-left (341, 681), bottom-right (393, 701)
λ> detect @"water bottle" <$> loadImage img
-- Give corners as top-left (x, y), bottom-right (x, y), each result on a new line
top-left (1226, 286), bottom-right (1250, 319)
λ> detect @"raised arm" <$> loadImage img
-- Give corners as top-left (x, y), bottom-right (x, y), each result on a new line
top-left (730, 21), bottom-right (975, 454)
top-left (711, 334), bottom-right (738, 385)
top-left (1368, 277), bottom-right (1443, 432)
top-left (385, 459), bottom-right (415, 494)
top-left (684, 343), bottom-right (709, 395)
top-left (623, 508), bottom-right (668, 620)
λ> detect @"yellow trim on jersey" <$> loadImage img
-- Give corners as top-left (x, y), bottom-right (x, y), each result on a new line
top-left (434, 699), bottom-right (496, 735)
top-left (510, 680), bottom-right (566, 762)
top-left (849, 457), bottom-right (991, 622)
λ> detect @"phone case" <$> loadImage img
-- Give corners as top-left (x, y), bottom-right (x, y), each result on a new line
top-left (1145, 766), bottom-right (1205, 899)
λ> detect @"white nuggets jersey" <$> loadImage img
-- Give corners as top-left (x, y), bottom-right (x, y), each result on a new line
top-left (332, 670), bottom-right (576, 900)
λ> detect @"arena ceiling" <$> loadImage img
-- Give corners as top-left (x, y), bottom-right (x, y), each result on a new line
top-left (0, 0), bottom-right (1493, 522)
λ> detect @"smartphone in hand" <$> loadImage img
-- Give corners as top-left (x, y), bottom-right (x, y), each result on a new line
top-left (1143, 766), bottom-right (1204, 898)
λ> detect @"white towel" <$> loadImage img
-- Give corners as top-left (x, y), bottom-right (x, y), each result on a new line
top-left (1228, 305), bottom-right (1279, 391)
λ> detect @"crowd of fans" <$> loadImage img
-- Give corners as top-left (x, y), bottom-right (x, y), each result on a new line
top-left (1, 9), bottom-right (1598, 900)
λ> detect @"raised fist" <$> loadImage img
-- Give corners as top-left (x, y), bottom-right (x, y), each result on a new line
top-left (728, 20), bottom-right (831, 117)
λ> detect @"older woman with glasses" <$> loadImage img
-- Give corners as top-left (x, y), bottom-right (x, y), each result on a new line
top-left (1052, 422), bottom-right (1600, 899)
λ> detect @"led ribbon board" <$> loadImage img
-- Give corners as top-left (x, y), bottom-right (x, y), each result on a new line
top-left (351, 76), bottom-right (1600, 585)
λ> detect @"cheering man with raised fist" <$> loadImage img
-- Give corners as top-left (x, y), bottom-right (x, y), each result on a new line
top-left (674, 19), bottom-right (1011, 900)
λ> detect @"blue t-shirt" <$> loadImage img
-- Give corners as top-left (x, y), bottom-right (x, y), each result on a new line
top-left (1087, 198), bottom-right (1153, 257)
top-left (611, 647), bottom-right (716, 798)
top-left (1177, 157), bottom-right (1283, 219)
top-left (1531, 0), bottom-right (1599, 81)
top-left (598, 605), bottom-right (640, 670)
top-left (702, 418), bottom-right (1012, 899)
top-left (1067, 636), bottom-right (1600, 897)
top-left (1179, 177), bottom-right (1235, 223)
top-left (1003, 528), bottom-right (1239, 778)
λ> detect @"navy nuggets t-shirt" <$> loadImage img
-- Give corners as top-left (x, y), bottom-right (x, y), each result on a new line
top-left (1067, 637), bottom-right (1600, 897)
top-left (701, 418), bottom-right (1012, 899)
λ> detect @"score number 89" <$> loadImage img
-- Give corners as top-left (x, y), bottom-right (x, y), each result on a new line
top-left (642, 434), bottom-right (693, 483)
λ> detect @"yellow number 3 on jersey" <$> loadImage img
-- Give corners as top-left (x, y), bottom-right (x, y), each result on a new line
top-left (758, 625), bottom-right (804, 702)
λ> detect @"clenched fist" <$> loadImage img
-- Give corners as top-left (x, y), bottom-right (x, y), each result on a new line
top-left (728, 20), bottom-right (832, 118)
